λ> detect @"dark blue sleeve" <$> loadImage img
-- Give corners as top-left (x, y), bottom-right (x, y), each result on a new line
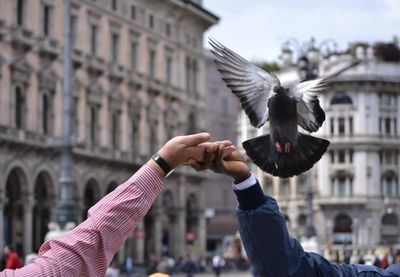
top-left (235, 181), bottom-right (359, 277)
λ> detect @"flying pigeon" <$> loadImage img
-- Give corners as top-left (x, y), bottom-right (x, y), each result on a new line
top-left (209, 38), bottom-right (358, 178)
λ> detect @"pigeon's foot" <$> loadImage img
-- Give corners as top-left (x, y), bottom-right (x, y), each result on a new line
top-left (275, 142), bottom-right (282, 153)
top-left (284, 142), bottom-right (291, 153)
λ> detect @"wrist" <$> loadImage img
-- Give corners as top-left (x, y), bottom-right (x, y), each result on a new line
top-left (233, 171), bottom-right (251, 184)
top-left (147, 159), bottom-right (167, 178)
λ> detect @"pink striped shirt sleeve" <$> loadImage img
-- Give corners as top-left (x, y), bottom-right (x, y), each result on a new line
top-left (1, 164), bottom-right (163, 277)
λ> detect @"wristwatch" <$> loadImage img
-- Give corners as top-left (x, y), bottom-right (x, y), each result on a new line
top-left (151, 153), bottom-right (174, 177)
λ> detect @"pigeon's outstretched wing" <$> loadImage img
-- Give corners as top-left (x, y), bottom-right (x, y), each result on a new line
top-left (209, 38), bottom-right (280, 128)
top-left (291, 79), bottom-right (327, 132)
top-left (291, 60), bottom-right (361, 132)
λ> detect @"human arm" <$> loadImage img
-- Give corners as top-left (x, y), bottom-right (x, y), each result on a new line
top-left (1, 133), bottom-right (215, 277)
top-left (191, 146), bottom-right (354, 277)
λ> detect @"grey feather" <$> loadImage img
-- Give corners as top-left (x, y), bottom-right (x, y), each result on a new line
top-left (209, 38), bottom-right (280, 128)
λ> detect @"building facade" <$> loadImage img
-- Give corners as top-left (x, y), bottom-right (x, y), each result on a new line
top-left (239, 46), bottom-right (400, 255)
top-left (0, 0), bottom-right (218, 263)
top-left (203, 50), bottom-right (241, 256)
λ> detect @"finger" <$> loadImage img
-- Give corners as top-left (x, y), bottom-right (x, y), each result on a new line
top-left (215, 145), bottom-right (225, 171)
top-left (203, 146), bottom-right (213, 166)
top-left (179, 133), bottom-right (210, 146)
top-left (187, 159), bottom-right (205, 171)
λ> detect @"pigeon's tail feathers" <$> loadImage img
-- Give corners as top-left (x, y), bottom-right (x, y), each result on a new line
top-left (242, 134), bottom-right (329, 178)
top-left (242, 134), bottom-right (279, 176)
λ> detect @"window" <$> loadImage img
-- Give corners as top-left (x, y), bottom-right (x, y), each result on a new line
top-left (349, 117), bottom-right (353, 134)
top-left (381, 175), bottom-right (399, 197)
top-left (42, 94), bottom-right (49, 134)
top-left (130, 42), bottom-right (138, 70)
top-left (166, 23), bottom-right (171, 37)
top-left (166, 56), bottom-right (172, 84)
top-left (130, 6), bottom-right (136, 20)
top-left (71, 15), bottom-right (77, 47)
top-left (17, 0), bottom-right (24, 26)
top-left (338, 118), bottom-right (345, 134)
top-left (394, 118), bottom-right (397, 135)
top-left (330, 118), bottom-right (334, 134)
top-left (149, 124), bottom-right (157, 154)
top-left (43, 5), bottom-right (52, 36)
top-left (90, 25), bottom-right (98, 55)
top-left (186, 57), bottom-right (191, 91)
top-left (280, 179), bottom-right (290, 199)
top-left (111, 0), bottom-right (117, 11)
top-left (149, 14), bottom-right (154, 29)
top-left (90, 106), bottom-right (98, 146)
top-left (330, 92), bottom-right (353, 105)
top-left (192, 60), bottom-right (198, 92)
top-left (330, 178), bottom-right (335, 196)
top-left (15, 86), bottom-right (25, 129)
top-left (385, 118), bottom-right (391, 135)
top-left (111, 111), bottom-right (119, 149)
top-left (111, 33), bottom-right (119, 64)
top-left (338, 177), bottom-right (346, 197)
top-left (132, 116), bottom-right (140, 155)
top-left (330, 151), bottom-right (334, 163)
top-left (349, 149), bottom-right (353, 163)
top-left (338, 150), bottom-right (345, 163)
top-left (149, 50), bottom-right (156, 78)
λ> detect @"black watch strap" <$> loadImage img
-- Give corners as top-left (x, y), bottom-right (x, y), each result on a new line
top-left (151, 153), bottom-right (173, 176)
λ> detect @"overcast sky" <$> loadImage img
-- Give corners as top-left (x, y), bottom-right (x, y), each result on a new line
top-left (203, 0), bottom-right (400, 62)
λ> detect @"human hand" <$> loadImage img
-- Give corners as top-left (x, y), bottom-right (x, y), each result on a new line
top-left (190, 144), bottom-right (250, 183)
top-left (148, 133), bottom-right (213, 177)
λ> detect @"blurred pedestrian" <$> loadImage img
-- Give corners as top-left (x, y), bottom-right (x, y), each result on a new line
top-left (125, 256), bottom-right (133, 277)
top-left (212, 253), bottom-right (225, 277)
top-left (3, 245), bottom-right (22, 270)
top-left (180, 254), bottom-right (196, 277)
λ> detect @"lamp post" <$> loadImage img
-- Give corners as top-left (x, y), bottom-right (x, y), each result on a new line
top-left (52, 0), bottom-right (77, 228)
top-left (281, 37), bottom-right (338, 239)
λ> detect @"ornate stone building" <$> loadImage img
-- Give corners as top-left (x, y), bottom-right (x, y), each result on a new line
top-left (0, 0), bottom-right (218, 263)
top-left (239, 47), bottom-right (400, 254)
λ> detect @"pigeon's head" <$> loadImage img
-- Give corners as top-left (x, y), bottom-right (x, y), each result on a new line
top-left (273, 86), bottom-right (285, 94)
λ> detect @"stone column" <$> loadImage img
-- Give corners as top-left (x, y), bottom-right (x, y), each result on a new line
top-left (0, 193), bottom-right (5, 252)
top-left (198, 211), bottom-right (206, 254)
top-left (135, 221), bottom-right (145, 264)
top-left (23, 196), bottom-right (34, 255)
top-left (154, 207), bottom-right (162, 259)
top-left (273, 177), bottom-right (280, 198)
top-left (177, 174), bottom-right (186, 257)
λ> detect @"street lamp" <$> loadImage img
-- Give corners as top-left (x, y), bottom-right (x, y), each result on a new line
top-left (281, 37), bottom-right (338, 239)
top-left (52, 0), bottom-right (77, 228)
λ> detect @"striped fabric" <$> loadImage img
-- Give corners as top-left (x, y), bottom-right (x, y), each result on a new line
top-left (1, 165), bottom-right (163, 277)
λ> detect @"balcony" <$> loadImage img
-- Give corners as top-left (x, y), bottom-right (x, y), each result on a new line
top-left (86, 54), bottom-right (106, 76)
top-left (164, 84), bottom-right (181, 101)
top-left (8, 25), bottom-right (34, 50)
top-left (72, 48), bottom-right (84, 68)
top-left (147, 77), bottom-right (162, 94)
top-left (126, 70), bottom-right (145, 89)
top-left (37, 37), bottom-right (60, 59)
top-left (108, 63), bottom-right (125, 82)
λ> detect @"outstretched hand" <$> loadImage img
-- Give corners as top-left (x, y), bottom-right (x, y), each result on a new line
top-left (189, 144), bottom-right (250, 183)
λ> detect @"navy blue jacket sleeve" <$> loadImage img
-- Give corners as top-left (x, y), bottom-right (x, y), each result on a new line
top-left (234, 181), bottom-right (400, 277)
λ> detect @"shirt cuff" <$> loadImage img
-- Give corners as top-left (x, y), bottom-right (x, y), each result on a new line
top-left (233, 173), bottom-right (256, 190)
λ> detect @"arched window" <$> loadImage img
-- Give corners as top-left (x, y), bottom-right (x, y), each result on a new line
top-left (330, 92), bottom-right (353, 105)
top-left (298, 214), bottom-right (307, 227)
top-left (82, 179), bottom-right (100, 220)
top-left (382, 213), bottom-right (399, 226)
top-left (333, 213), bottom-right (352, 244)
top-left (381, 171), bottom-right (399, 197)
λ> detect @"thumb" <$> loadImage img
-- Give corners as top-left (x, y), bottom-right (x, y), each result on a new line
top-left (179, 133), bottom-right (210, 146)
